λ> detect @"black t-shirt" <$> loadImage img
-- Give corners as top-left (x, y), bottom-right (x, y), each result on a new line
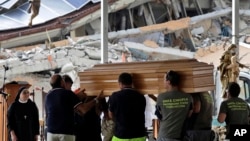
top-left (45, 88), bottom-right (81, 134)
top-left (109, 88), bottom-right (146, 139)
top-left (219, 97), bottom-right (250, 136)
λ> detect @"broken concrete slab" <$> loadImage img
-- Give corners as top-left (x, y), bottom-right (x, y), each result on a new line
top-left (143, 40), bottom-right (159, 48)
top-left (209, 19), bottom-right (222, 37)
top-left (190, 7), bottom-right (231, 24)
top-left (71, 57), bottom-right (100, 68)
top-left (85, 48), bottom-right (101, 60)
top-left (32, 52), bottom-right (49, 60)
top-left (124, 41), bottom-right (194, 59)
top-left (77, 18), bottom-right (190, 43)
top-left (245, 36), bottom-right (250, 44)
top-left (55, 50), bottom-right (67, 59)
top-left (68, 48), bottom-right (86, 57)
top-left (239, 19), bottom-right (248, 31)
top-left (191, 26), bottom-right (205, 35)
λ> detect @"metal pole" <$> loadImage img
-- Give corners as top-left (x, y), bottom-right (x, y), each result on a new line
top-left (101, 0), bottom-right (109, 63)
top-left (232, 0), bottom-right (239, 59)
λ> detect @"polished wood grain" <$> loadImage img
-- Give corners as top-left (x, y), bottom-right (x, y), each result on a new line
top-left (79, 59), bottom-right (215, 96)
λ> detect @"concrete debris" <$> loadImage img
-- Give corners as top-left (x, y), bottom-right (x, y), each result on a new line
top-left (60, 62), bottom-right (76, 73)
top-left (213, 0), bottom-right (228, 9)
top-left (191, 26), bottom-right (205, 35)
top-left (0, 46), bottom-right (93, 80)
top-left (3, 7), bottom-right (250, 82)
top-left (0, 42), bottom-right (129, 82)
top-left (124, 41), bottom-right (194, 60)
top-left (190, 7), bottom-right (231, 25)
top-left (209, 19), bottom-right (222, 37)
top-left (245, 36), bottom-right (250, 44)
top-left (118, 32), bottom-right (164, 47)
top-left (85, 48), bottom-right (102, 60)
top-left (201, 38), bottom-right (212, 47)
top-left (77, 18), bottom-right (190, 43)
top-left (239, 42), bottom-right (250, 49)
top-left (0, 53), bottom-right (9, 59)
top-left (55, 50), bottom-right (67, 59)
top-left (143, 40), bottom-right (159, 48)
top-left (66, 36), bottom-right (76, 46)
top-left (0, 33), bottom-right (198, 86)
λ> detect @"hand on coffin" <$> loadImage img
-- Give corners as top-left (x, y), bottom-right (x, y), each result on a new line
top-left (74, 88), bottom-right (87, 100)
top-left (94, 90), bottom-right (104, 103)
top-left (75, 90), bottom-right (104, 116)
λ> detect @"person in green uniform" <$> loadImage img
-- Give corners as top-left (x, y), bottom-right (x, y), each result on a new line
top-left (217, 82), bottom-right (250, 139)
top-left (155, 70), bottom-right (193, 141)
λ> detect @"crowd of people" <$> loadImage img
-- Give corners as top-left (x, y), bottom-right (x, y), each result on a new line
top-left (6, 70), bottom-right (250, 141)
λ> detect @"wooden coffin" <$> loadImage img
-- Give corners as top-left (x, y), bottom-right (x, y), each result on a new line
top-left (78, 59), bottom-right (215, 96)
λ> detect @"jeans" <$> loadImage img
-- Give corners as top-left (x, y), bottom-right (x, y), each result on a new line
top-left (47, 132), bottom-right (75, 141)
top-left (156, 137), bottom-right (181, 141)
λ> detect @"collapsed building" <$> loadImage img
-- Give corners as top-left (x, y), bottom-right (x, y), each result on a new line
top-left (0, 0), bottom-right (250, 92)
top-left (2, 1), bottom-right (250, 82)
top-left (0, 7), bottom-right (244, 109)
top-left (0, 0), bottom-right (249, 47)
top-left (0, 0), bottom-right (249, 105)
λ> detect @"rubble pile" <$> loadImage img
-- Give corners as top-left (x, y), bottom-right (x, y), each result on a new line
top-left (0, 43), bottom-right (128, 80)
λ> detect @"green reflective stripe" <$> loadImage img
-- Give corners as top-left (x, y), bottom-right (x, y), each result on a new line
top-left (112, 136), bottom-right (146, 141)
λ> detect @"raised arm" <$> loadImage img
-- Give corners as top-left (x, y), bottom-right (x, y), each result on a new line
top-left (74, 90), bottom-right (104, 115)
